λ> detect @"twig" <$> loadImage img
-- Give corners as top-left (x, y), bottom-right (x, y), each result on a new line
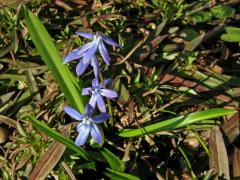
top-left (115, 34), bottom-right (149, 65)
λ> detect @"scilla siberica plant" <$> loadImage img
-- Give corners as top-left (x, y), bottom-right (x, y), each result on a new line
top-left (63, 31), bottom-right (120, 146)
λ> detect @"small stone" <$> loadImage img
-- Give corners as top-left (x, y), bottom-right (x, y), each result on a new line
top-left (0, 126), bottom-right (9, 144)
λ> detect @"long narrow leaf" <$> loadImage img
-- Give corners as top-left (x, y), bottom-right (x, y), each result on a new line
top-left (100, 148), bottom-right (125, 172)
top-left (178, 146), bottom-right (196, 179)
top-left (209, 126), bottom-right (230, 179)
top-left (233, 147), bottom-right (240, 178)
top-left (26, 115), bottom-right (91, 161)
top-left (24, 7), bottom-right (85, 113)
top-left (104, 168), bottom-right (140, 180)
top-left (118, 108), bottom-right (236, 137)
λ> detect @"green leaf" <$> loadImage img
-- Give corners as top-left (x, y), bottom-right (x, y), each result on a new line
top-left (100, 148), bottom-right (125, 172)
top-left (118, 108), bottom-right (236, 137)
top-left (0, 44), bottom-right (12, 58)
top-left (178, 146), bottom-right (196, 179)
top-left (113, 79), bottom-right (130, 108)
top-left (104, 168), bottom-right (140, 180)
top-left (182, 28), bottom-right (199, 41)
top-left (225, 26), bottom-right (240, 34)
top-left (221, 26), bottom-right (240, 42)
top-left (25, 115), bottom-right (92, 161)
top-left (192, 11), bottom-right (212, 23)
top-left (211, 5), bottom-right (235, 19)
top-left (23, 7), bottom-right (85, 113)
top-left (0, 92), bottom-right (15, 107)
top-left (184, 34), bottom-right (204, 52)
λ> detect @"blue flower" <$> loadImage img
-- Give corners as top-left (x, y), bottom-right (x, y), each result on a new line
top-left (64, 50), bottom-right (100, 78)
top-left (76, 54), bottom-right (100, 78)
top-left (64, 104), bottom-right (110, 146)
top-left (64, 31), bottom-right (120, 66)
top-left (82, 78), bottom-right (118, 113)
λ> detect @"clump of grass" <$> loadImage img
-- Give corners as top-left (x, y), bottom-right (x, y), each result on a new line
top-left (0, 0), bottom-right (239, 179)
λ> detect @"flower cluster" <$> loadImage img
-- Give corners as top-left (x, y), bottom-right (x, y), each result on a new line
top-left (63, 32), bottom-right (120, 78)
top-left (63, 32), bottom-right (120, 146)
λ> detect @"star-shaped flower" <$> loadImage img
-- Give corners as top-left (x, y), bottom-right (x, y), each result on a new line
top-left (63, 51), bottom-right (100, 78)
top-left (64, 104), bottom-right (110, 146)
top-left (64, 31), bottom-right (120, 66)
top-left (82, 78), bottom-right (118, 113)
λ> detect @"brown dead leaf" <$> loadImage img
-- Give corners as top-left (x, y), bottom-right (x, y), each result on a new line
top-left (222, 112), bottom-right (240, 146)
top-left (29, 125), bottom-right (72, 180)
top-left (0, 115), bottom-right (17, 128)
top-left (15, 154), bottom-right (32, 171)
top-left (210, 65), bottom-right (223, 74)
top-left (233, 147), bottom-right (240, 178)
top-left (209, 126), bottom-right (230, 179)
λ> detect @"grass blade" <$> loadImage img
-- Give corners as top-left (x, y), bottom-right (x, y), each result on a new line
top-left (178, 146), bottom-right (196, 179)
top-left (100, 148), bottom-right (125, 172)
top-left (184, 33), bottom-right (204, 51)
top-left (104, 168), bottom-right (140, 180)
top-left (23, 7), bottom-right (85, 113)
top-left (118, 108), bottom-right (236, 137)
top-left (25, 115), bottom-right (91, 161)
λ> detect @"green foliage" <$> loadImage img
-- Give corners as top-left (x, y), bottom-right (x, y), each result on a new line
top-left (0, 1), bottom-right (239, 179)
top-left (192, 11), bottom-right (212, 23)
top-left (210, 5), bottom-right (235, 19)
top-left (104, 168), bottom-right (140, 180)
top-left (221, 26), bottom-right (240, 42)
top-left (25, 115), bottom-right (91, 160)
top-left (192, 4), bottom-right (235, 23)
top-left (23, 7), bottom-right (85, 113)
top-left (118, 108), bottom-right (236, 137)
top-left (100, 148), bottom-right (125, 172)
top-left (151, 0), bottom-right (186, 20)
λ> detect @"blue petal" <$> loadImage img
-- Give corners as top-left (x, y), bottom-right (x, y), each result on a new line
top-left (91, 56), bottom-right (100, 78)
top-left (85, 104), bottom-right (94, 117)
top-left (76, 123), bottom-right (83, 132)
top-left (64, 106), bottom-right (84, 121)
top-left (75, 123), bottom-right (90, 146)
top-left (92, 78), bottom-right (99, 87)
top-left (63, 42), bottom-right (92, 64)
top-left (82, 87), bottom-right (92, 95)
top-left (82, 44), bottom-right (98, 65)
top-left (98, 41), bottom-right (110, 65)
top-left (93, 114), bottom-right (110, 123)
top-left (76, 32), bottom-right (94, 38)
top-left (100, 89), bottom-right (118, 98)
top-left (76, 42), bottom-right (93, 55)
top-left (103, 79), bottom-right (112, 86)
top-left (89, 94), bottom-right (97, 108)
top-left (96, 94), bottom-right (106, 113)
top-left (63, 48), bottom-right (83, 64)
top-left (101, 35), bottom-right (121, 48)
top-left (76, 61), bottom-right (90, 76)
top-left (90, 123), bottom-right (102, 144)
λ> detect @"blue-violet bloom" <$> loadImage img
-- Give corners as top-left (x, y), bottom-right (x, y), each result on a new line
top-left (64, 104), bottom-right (110, 146)
top-left (64, 51), bottom-right (100, 78)
top-left (82, 78), bottom-right (118, 113)
top-left (64, 31), bottom-right (121, 66)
